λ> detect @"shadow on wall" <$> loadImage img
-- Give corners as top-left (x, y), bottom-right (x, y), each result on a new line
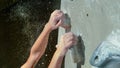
top-left (0, 0), bottom-right (60, 68)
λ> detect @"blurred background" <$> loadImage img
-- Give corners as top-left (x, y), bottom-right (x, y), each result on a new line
top-left (0, 0), bottom-right (60, 68)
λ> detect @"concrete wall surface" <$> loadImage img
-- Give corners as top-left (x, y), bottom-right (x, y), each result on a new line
top-left (58, 0), bottom-right (120, 68)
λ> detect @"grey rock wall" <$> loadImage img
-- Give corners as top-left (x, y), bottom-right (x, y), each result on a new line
top-left (59, 0), bottom-right (120, 68)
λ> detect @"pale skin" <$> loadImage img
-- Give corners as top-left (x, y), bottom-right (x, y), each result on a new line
top-left (48, 32), bottom-right (78, 68)
top-left (21, 10), bottom-right (77, 68)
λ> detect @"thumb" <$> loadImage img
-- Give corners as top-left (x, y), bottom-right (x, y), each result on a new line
top-left (56, 44), bottom-right (59, 48)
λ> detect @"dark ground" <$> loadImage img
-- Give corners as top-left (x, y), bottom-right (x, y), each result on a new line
top-left (0, 0), bottom-right (61, 68)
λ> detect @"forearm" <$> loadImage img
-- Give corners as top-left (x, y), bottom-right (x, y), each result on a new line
top-left (31, 23), bottom-right (52, 56)
top-left (22, 23), bottom-right (52, 68)
top-left (48, 48), bottom-right (68, 68)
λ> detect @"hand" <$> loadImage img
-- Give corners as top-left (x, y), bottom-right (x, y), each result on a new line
top-left (56, 32), bottom-right (78, 50)
top-left (47, 10), bottom-right (65, 31)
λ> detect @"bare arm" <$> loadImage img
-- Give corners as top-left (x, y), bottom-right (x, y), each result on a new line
top-left (21, 10), bottom-right (65, 68)
top-left (48, 46), bottom-right (67, 68)
top-left (21, 24), bottom-right (52, 68)
top-left (48, 32), bottom-right (78, 68)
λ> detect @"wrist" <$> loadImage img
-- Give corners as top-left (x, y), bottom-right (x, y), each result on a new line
top-left (56, 47), bottom-right (68, 56)
top-left (44, 23), bottom-right (53, 33)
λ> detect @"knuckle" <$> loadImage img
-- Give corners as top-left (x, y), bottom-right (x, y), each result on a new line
top-left (71, 36), bottom-right (74, 39)
top-left (69, 41), bottom-right (74, 45)
top-left (69, 32), bottom-right (74, 35)
top-left (55, 10), bottom-right (62, 14)
top-left (70, 33), bottom-right (75, 38)
top-left (54, 10), bottom-right (59, 13)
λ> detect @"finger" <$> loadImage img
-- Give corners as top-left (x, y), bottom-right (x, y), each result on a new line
top-left (52, 10), bottom-right (63, 17)
top-left (64, 32), bottom-right (73, 36)
top-left (67, 41), bottom-right (74, 48)
top-left (67, 40), bottom-right (77, 47)
top-left (55, 10), bottom-right (63, 15)
top-left (65, 36), bottom-right (75, 43)
top-left (51, 10), bottom-right (60, 15)
top-left (66, 36), bottom-right (78, 44)
top-left (65, 32), bottom-right (75, 39)
top-left (56, 20), bottom-right (62, 27)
